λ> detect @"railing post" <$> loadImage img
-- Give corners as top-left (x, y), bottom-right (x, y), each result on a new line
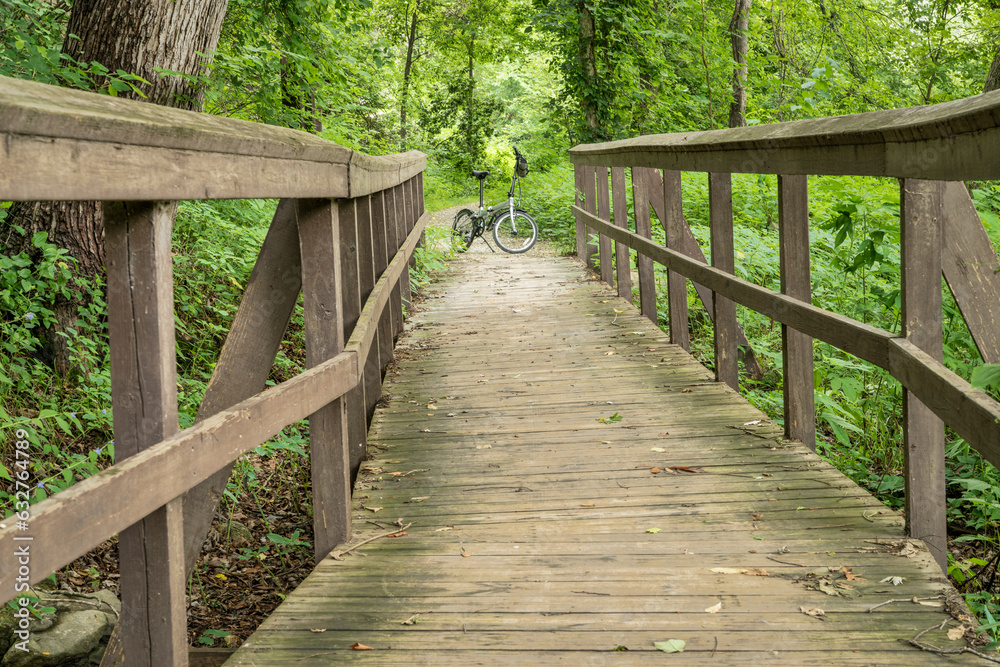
top-left (574, 165), bottom-right (586, 261)
top-left (663, 170), bottom-right (689, 350)
top-left (355, 194), bottom-right (382, 423)
top-left (372, 190), bottom-right (394, 375)
top-left (901, 178), bottom-right (947, 571)
top-left (778, 175), bottom-right (816, 449)
top-left (338, 198), bottom-right (369, 477)
top-left (631, 167), bottom-right (658, 322)
top-left (583, 166), bottom-right (598, 268)
top-left (297, 198), bottom-right (352, 559)
top-left (709, 173), bottom-right (738, 390)
top-left (105, 201), bottom-right (186, 667)
top-left (385, 186), bottom-right (404, 339)
top-left (611, 167), bottom-right (632, 302)
top-left (597, 166), bottom-right (614, 286)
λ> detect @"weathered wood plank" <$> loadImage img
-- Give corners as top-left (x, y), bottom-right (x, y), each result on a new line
top-left (297, 198), bottom-right (352, 559)
top-left (900, 179), bottom-right (947, 572)
top-left (941, 181), bottom-right (1000, 364)
top-left (338, 198), bottom-right (368, 474)
top-left (662, 170), bottom-right (690, 350)
top-left (631, 167), bottom-right (658, 322)
top-left (371, 190), bottom-right (394, 375)
top-left (596, 166), bottom-right (614, 286)
top-left (568, 88), bottom-right (1000, 181)
top-left (582, 165), bottom-right (598, 268)
top-left (574, 165), bottom-right (586, 261)
top-left (778, 175), bottom-right (816, 449)
top-left (104, 201), bottom-right (185, 667)
top-left (709, 172), bottom-right (738, 389)
top-left (610, 167), bottom-right (632, 301)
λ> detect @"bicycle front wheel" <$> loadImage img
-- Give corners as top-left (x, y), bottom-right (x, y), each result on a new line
top-left (451, 208), bottom-right (475, 253)
top-left (492, 210), bottom-right (538, 253)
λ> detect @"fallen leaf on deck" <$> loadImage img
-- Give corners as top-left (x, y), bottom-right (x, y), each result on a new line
top-left (710, 567), bottom-right (746, 574)
top-left (580, 503), bottom-right (596, 507)
top-left (435, 526), bottom-right (455, 532)
top-left (880, 576), bottom-right (905, 586)
top-left (947, 626), bottom-right (966, 641)
top-left (363, 506), bottom-right (383, 513)
top-left (654, 640), bottom-right (686, 653)
top-left (749, 512), bottom-right (763, 521)
top-left (799, 606), bottom-right (825, 619)
top-left (475, 444), bottom-right (492, 449)
top-left (650, 447), bottom-right (666, 453)
top-left (411, 496), bottom-right (430, 502)
top-left (646, 528), bottom-right (662, 534)
top-left (428, 404), bottom-right (438, 410)
top-left (841, 566), bottom-right (864, 581)
top-left (460, 552), bottom-right (472, 557)
top-left (917, 600), bottom-right (943, 607)
top-left (605, 351), bottom-right (615, 356)
top-left (401, 615), bottom-right (419, 626)
top-left (420, 429), bottom-right (431, 433)
top-left (351, 643), bottom-right (374, 650)
top-left (651, 467), bottom-right (663, 474)
top-left (386, 531), bottom-right (407, 538)
top-left (744, 568), bottom-right (770, 576)
top-left (705, 602), bottom-right (722, 614)
top-left (682, 388), bottom-right (693, 393)
top-left (310, 628), bottom-right (327, 633)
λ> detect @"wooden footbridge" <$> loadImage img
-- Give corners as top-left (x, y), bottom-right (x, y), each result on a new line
top-left (3, 74), bottom-right (1000, 665)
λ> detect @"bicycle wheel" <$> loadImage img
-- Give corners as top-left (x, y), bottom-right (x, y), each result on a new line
top-left (451, 208), bottom-right (475, 252)
top-left (492, 210), bottom-right (538, 253)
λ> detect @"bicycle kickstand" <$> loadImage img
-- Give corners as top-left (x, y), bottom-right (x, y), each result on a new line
top-left (483, 237), bottom-right (497, 253)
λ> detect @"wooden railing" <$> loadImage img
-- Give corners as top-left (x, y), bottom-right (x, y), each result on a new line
top-left (0, 75), bottom-right (427, 666)
top-left (570, 91), bottom-right (1000, 573)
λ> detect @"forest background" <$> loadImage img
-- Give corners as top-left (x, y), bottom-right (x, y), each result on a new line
top-left (3, 0), bottom-right (1000, 648)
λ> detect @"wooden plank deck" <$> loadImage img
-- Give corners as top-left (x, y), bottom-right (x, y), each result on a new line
top-left (226, 251), bottom-right (976, 665)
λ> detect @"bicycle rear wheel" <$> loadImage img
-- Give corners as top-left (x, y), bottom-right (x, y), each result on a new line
top-left (492, 210), bottom-right (538, 253)
top-left (451, 208), bottom-right (475, 252)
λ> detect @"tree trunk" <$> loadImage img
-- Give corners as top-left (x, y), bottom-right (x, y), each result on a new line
top-left (1, 0), bottom-right (229, 374)
top-left (728, 0), bottom-right (753, 128)
top-left (400, 0), bottom-right (420, 150)
top-left (577, 0), bottom-right (599, 140)
top-left (986, 45), bottom-right (1000, 93)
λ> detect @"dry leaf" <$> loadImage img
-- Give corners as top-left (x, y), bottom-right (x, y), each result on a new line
top-left (386, 531), bottom-right (407, 538)
top-left (650, 447), bottom-right (667, 453)
top-left (710, 567), bottom-right (746, 574)
top-left (705, 601), bottom-right (722, 614)
top-left (364, 506), bottom-right (383, 513)
top-left (580, 503), bottom-right (596, 507)
top-left (947, 626), bottom-right (966, 641)
top-left (799, 606), bottom-right (825, 619)
top-left (880, 576), bottom-right (905, 586)
top-left (310, 629), bottom-right (327, 633)
top-left (646, 528), bottom-right (662, 534)
top-left (475, 444), bottom-right (492, 449)
top-left (681, 388), bottom-right (693, 393)
top-left (401, 615), bottom-right (419, 626)
top-left (749, 512), bottom-right (763, 521)
top-left (650, 467), bottom-right (663, 474)
top-left (605, 351), bottom-right (615, 356)
top-left (460, 552), bottom-right (472, 558)
top-left (744, 568), bottom-right (770, 576)
top-left (917, 600), bottom-right (944, 607)
top-left (427, 404), bottom-right (438, 410)
top-left (351, 643), bottom-right (374, 650)
top-left (411, 496), bottom-right (430, 502)
top-left (841, 566), bottom-right (864, 581)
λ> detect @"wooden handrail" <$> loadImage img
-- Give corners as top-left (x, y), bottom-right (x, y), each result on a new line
top-left (0, 75), bottom-right (425, 200)
top-left (0, 75), bottom-right (427, 666)
top-left (570, 90), bottom-right (1000, 180)
top-left (571, 93), bottom-right (1000, 572)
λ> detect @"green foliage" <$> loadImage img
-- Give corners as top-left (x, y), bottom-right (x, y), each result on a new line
top-left (197, 628), bottom-right (232, 647)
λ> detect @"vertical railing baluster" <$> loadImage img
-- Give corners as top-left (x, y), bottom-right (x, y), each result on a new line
top-left (397, 183), bottom-right (413, 312)
top-left (338, 198), bottom-right (368, 475)
top-left (385, 186), bottom-right (404, 339)
top-left (778, 175), bottom-right (816, 450)
top-left (297, 198), bottom-right (352, 559)
top-left (574, 165), bottom-right (586, 261)
top-left (631, 167), bottom-right (657, 322)
top-left (355, 195), bottom-right (381, 422)
top-left (663, 170), bottom-right (690, 350)
top-left (583, 166), bottom-right (598, 268)
top-left (372, 190), bottom-right (394, 375)
top-left (901, 178), bottom-right (947, 571)
top-left (709, 173), bottom-right (738, 390)
top-left (105, 201), bottom-right (186, 667)
top-left (611, 167), bottom-right (632, 302)
top-left (597, 166), bottom-right (614, 287)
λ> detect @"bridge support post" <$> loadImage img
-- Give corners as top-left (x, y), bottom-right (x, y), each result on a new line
top-left (778, 175), bottom-right (816, 450)
top-left (631, 167), bottom-right (658, 322)
top-left (611, 167), bottom-right (632, 301)
top-left (105, 201), bottom-right (187, 667)
top-left (299, 198), bottom-right (353, 559)
top-left (663, 170), bottom-right (690, 350)
top-left (901, 179), bottom-right (947, 572)
top-left (709, 173), bottom-right (738, 390)
top-left (597, 167), bottom-right (614, 287)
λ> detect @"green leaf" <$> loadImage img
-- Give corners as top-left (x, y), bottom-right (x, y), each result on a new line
top-left (971, 364), bottom-right (1000, 392)
top-left (654, 639), bottom-right (686, 653)
top-left (37, 409), bottom-right (57, 419)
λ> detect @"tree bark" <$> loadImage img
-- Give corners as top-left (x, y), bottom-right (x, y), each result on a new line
top-left (986, 45), bottom-right (1000, 93)
top-left (400, 0), bottom-right (421, 150)
top-left (1, 0), bottom-right (229, 374)
top-left (728, 0), bottom-right (753, 128)
top-left (577, 0), bottom-right (599, 140)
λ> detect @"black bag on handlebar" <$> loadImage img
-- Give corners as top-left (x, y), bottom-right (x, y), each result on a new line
top-left (516, 154), bottom-right (529, 178)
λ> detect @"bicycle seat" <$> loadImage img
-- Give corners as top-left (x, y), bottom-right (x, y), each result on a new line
top-left (471, 170), bottom-right (490, 180)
